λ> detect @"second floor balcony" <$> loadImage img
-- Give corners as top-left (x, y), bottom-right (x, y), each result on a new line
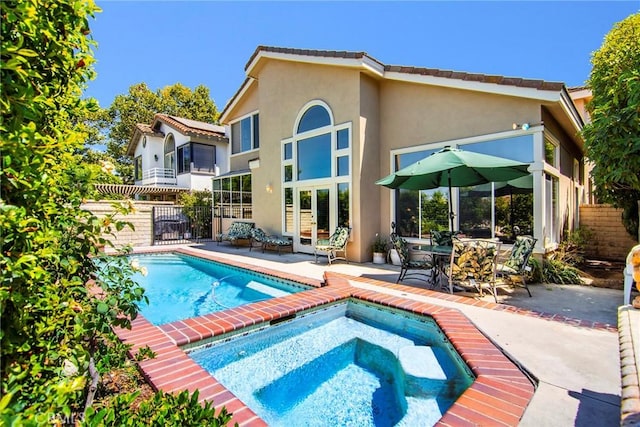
top-left (138, 168), bottom-right (177, 186)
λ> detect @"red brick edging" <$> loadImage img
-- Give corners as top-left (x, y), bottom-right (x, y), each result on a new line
top-left (114, 256), bottom-right (536, 426)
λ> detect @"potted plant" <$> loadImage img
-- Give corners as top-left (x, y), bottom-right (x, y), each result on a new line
top-left (371, 234), bottom-right (388, 264)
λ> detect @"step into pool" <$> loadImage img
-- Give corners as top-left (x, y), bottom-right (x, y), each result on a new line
top-left (189, 301), bottom-right (474, 426)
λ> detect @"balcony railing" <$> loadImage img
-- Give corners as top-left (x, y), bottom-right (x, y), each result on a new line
top-left (139, 168), bottom-right (176, 186)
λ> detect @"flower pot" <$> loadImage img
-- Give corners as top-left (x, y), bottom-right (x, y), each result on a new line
top-left (388, 248), bottom-right (401, 266)
top-left (373, 252), bottom-right (386, 264)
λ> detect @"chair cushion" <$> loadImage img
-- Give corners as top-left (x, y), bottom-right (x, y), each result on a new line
top-left (266, 236), bottom-right (292, 246)
top-left (250, 228), bottom-right (268, 242)
top-left (496, 263), bottom-right (518, 274)
top-left (450, 239), bottom-right (498, 282)
top-left (431, 230), bottom-right (460, 247)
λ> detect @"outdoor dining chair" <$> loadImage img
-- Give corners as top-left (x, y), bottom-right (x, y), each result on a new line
top-left (391, 234), bottom-right (434, 284)
top-left (496, 235), bottom-right (538, 297)
top-left (447, 238), bottom-right (502, 302)
top-left (430, 230), bottom-right (461, 247)
top-left (314, 226), bottom-right (351, 265)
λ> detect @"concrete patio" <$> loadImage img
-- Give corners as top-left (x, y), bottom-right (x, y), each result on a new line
top-left (134, 242), bottom-right (625, 426)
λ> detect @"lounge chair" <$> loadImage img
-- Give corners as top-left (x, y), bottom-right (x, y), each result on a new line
top-left (314, 226), bottom-right (351, 265)
top-left (447, 238), bottom-right (501, 302)
top-left (217, 221), bottom-right (255, 247)
top-left (496, 235), bottom-right (537, 297)
top-left (391, 234), bottom-right (434, 284)
top-left (249, 228), bottom-right (269, 252)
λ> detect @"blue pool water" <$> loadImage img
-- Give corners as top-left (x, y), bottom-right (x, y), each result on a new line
top-left (128, 253), bottom-right (307, 325)
top-left (189, 301), bottom-right (474, 426)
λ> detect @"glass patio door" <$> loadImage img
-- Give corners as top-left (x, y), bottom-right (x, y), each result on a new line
top-left (296, 187), bottom-right (330, 254)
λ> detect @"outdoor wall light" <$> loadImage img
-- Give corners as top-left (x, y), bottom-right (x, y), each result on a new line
top-left (512, 121), bottom-right (544, 131)
top-left (265, 183), bottom-right (273, 193)
top-left (154, 154), bottom-right (159, 162)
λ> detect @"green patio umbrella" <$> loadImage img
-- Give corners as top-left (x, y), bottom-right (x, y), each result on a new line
top-left (466, 174), bottom-right (534, 197)
top-left (376, 146), bottom-right (530, 230)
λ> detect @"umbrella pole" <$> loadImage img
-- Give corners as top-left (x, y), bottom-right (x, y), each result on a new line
top-left (448, 172), bottom-right (454, 231)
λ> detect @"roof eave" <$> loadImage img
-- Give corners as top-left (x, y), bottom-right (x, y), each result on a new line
top-left (383, 70), bottom-right (563, 102)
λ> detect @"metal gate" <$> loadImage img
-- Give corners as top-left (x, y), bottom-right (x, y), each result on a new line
top-left (152, 205), bottom-right (213, 245)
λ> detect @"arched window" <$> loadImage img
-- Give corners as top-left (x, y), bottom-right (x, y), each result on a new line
top-left (297, 105), bottom-right (331, 133)
top-left (164, 134), bottom-right (175, 170)
top-left (295, 104), bottom-right (333, 180)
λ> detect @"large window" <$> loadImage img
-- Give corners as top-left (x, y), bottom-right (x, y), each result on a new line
top-left (393, 135), bottom-right (534, 242)
top-left (231, 113), bottom-right (259, 154)
top-left (178, 143), bottom-right (216, 174)
top-left (297, 134), bottom-right (331, 180)
top-left (212, 173), bottom-right (252, 219)
top-left (458, 136), bottom-right (533, 242)
top-left (282, 102), bottom-right (352, 234)
top-left (394, 148), bottom-right (448, 239)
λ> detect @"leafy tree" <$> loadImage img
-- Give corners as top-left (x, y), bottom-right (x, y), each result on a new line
top-left (178, 190), bottom-right (213, 239)
top-left (1, 1), bottom-right (229, 424)
top-left (582, 13), bottom-right (640, 240)
top-left (91, 83), bottom-right (220, 183)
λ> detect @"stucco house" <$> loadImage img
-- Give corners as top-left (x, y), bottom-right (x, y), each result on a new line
top-left (105, 113), bottom-right (228, 201)
top-left (217, 45), bottom-right (592, 263)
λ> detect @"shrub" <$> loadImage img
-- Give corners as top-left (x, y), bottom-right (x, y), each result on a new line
top-left (84, 390), bottom-right (232, 426)
top-left (1, 0), bottom-right (229, 424)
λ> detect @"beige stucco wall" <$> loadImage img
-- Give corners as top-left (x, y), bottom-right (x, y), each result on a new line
top-left (244, 61), bottom-right (363, 244)
top-left (357, 74), bottom-right (382, 257)
top-left (378, 80), bottom-right (542, 165)
top-left (223, 56), bottom-right (587, 261)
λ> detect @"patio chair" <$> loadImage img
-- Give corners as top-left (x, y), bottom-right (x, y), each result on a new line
top-left (430, 230), bottom-right (461, 247)
top-left (263, 235), bottom-right (293, 255)
top-left (447, 238), bottom-right (502, 302)
top-left (250, 228), bottom-right (293, 255)
top-left (496, 235), bottom-right (537, 297)
top-left (391, 234), bottom-right (434, 284)
top-left (249, 228), bottom-right (269, 252)
top-left (314, 226), bottom-right (351, 265)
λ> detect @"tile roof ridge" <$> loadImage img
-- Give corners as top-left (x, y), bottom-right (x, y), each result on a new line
top-left (384, 63), bottom-right (564, 90)
top-left (247, 45), bottom-right (379, 71)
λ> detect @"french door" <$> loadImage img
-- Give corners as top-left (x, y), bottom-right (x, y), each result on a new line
top-left (296, 186), bottom-right (331, 254)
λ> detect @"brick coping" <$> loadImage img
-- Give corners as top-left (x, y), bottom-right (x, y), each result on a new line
top-left (619, 306), bottom-right (640, 425)
top-left (113, 252), bottom-right (537, 426)
top-left (174, 246), bottom-right (618, 333)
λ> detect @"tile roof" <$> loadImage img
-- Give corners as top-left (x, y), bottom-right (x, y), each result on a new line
top-left (247, 45), bottom-right (564, 91)
top-left (223, 45), bottom-right (567, 120)
top-left (154, 114), bottom-right (226, 139)
top-left (135, 123), bottom-right (164, 137)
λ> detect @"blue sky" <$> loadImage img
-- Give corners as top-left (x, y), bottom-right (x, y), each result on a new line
top-left (83, 1), bottom-right (638, 112)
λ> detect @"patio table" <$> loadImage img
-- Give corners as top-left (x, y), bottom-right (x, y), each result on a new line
top-left (412, 244), bottom-right (453, 290)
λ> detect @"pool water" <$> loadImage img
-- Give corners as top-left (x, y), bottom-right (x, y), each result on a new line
top-left (189, 301), bottom-right (474, 426)
top-left (129, 253), bottom-right (306, 325)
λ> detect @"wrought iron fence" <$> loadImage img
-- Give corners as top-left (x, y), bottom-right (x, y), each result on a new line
top-left (152, 205), bottom-right (213, 245)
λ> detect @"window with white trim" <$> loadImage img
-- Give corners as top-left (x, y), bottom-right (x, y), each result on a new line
top-left (212, 173), bottom-right (252, 219)
top-left (231, 113), bottom-right (259, 154)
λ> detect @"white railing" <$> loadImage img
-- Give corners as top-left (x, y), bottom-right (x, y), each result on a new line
top-left (140, 168), bottom-right (176, 186)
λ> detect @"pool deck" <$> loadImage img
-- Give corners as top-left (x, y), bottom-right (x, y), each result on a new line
top-left (115, 243), bottom-right (623, 426)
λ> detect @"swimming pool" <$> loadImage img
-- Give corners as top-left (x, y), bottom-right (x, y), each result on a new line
top-left (188, 300), bottom-right (474, 426)
top-left (129, 253), bottom-right (309, 325)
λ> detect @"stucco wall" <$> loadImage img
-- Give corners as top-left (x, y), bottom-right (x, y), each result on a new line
top-left (82, 201), bottom-right (171, 248)
top-left (248, 61), bottom-right (362, 249)
top-left (222, 54), bottom-right (587, 262)
top-left (580, 204), bottom-right (638, 261)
